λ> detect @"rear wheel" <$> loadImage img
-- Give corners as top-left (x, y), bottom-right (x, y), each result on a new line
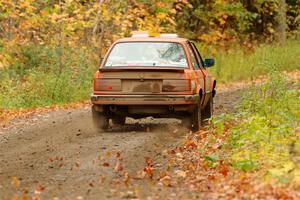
top-left (191, 101), bottom-right (202, 132)
top-left (112, 116), bottom-right (126, 126)
top-left (202, 96), bottom-right (213, 122)
top-left (92, 106), bottom-right (109, 132)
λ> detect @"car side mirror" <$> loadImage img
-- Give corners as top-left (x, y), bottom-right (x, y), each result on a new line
top-left (204, 59), bottom-right (215, 68)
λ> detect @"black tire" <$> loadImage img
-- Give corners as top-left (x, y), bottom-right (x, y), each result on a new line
top-left (202, 97), bottom-right (213, 121)
top-left (112, 116), bottom-right (126, 126)
top-left (92, 106), bottom-right (109, 131)
top-left (191, 101), bottom-right (202, 132)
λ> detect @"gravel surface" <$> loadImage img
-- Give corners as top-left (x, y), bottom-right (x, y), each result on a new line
top-left (0, 87), bottom-right (245, 200)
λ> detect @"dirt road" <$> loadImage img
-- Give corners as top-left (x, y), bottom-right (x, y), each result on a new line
top-left (0, 87), bottom-right (244, 200)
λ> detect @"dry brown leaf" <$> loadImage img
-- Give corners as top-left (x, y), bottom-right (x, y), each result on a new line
top-left (175, 170), bottom-right (187, 178)
top-left (124, 172), bottom-right (130, 187)
top-left (114, 160), bottom-right (123, 172)
top-left (135, 170), bottom-right (146, 179)
top-left (34, 185), bottom-right (46, 195)
top-left (159, 175), bottom-right (172, 187)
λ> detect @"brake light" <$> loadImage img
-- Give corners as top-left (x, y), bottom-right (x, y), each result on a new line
top-left (94, 79), bottom-right (121, 91)
top-left (162, 80), bottom-right (191, 92)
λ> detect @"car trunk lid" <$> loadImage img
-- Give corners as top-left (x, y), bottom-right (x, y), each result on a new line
top-left (94, 68), bottom-right (191, 95)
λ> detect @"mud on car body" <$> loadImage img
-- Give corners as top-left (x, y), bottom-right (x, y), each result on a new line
top-left (91, 32), bottom-right (216, 132)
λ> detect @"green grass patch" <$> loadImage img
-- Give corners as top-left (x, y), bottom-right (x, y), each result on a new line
top-left (0, 45), bottom-right (98, 109)
top-left (196, 40), bottom-right (300, 83)
top-left (212, 69), bottom-right (300, 182)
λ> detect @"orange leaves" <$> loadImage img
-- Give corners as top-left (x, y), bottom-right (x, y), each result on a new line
top-left (218, 163), bottom-right (229, 178)
top-left (34, 185), bottom-right (46, 195)
top-left (184, 139), bottom-right (197, 149)
top-left (114, 151), bottom-right (123, 172)
top-left (144, 156), bottom-right (154, 179)
top-left (11, 176), bottom-right (20, 188)
top-left (123, 172), bottom-right (130, 187)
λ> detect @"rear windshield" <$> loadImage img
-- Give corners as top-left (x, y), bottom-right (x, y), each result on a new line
top-left (104, 42), bottom-right (188, 68)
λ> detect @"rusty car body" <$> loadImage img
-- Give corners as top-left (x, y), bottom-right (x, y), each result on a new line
top-left (91, 33), bottom-right (216, 131)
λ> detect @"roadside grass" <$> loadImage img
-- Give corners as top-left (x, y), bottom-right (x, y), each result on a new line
top-left (196, 39), bottom-right (300, 83)
top-left (212, 69), bottom-right (300, 185)
top-left (0, 45), bottom-right (98, 110)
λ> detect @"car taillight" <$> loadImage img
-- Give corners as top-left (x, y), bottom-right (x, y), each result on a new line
top-left (162, 80), bottom-right (191, 92)
top-left (94, 79), bottom-right (121, 91)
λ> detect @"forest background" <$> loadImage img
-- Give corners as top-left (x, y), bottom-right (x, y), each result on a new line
top-left (0, 0), bottom-right (299, 109)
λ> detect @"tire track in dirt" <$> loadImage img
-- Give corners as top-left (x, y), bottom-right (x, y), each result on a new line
top-left (0, 87), bottom-right (245, 199)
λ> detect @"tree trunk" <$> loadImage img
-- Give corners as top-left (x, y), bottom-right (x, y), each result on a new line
top-left (277, 0), bottom-right (287, 44)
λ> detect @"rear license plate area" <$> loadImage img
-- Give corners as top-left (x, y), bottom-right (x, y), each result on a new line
top-left (122, 80), bottom-right (162, 93)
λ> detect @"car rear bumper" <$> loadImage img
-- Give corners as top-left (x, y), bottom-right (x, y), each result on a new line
top-left (91, 94), bottom-right (199, 105)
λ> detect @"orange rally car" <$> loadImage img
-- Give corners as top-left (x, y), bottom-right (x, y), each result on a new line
top-left (91, 32), bottom-right (216, 132)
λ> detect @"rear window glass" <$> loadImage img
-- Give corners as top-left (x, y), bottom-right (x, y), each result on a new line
top-left (104, 42), bottom-right (188, 68)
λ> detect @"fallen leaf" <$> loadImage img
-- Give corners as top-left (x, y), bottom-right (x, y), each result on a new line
top-left (11, 176), bottom-right (20, 188)
top-left (219, 164), bottom-right (229, 177)
top-left (124, 172), bottom-right (130, 187)
top-left (159, 175), bottom-right (172, 187)
top-left (89, 182), bottom-right (94, 187)
top-left (144, 166), bottom-right (154, 179)
top-left (106, 152), bottom-right (111, 157)
top-left (114, 160), bottom-right (123, 172)
top-left (135, 170), bottom-right (146, 179)
top-left (34, 185), bottom-right (46, 194)
top-left (75, 161), bottom-right (80, 168)
top-left (175, 170), bottom-right (187, 178)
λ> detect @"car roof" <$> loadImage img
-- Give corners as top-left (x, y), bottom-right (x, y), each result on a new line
top-left (115, 37), bottom-right (188, 44)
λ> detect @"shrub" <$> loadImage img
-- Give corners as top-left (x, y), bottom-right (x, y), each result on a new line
top-left (213, 68), bottom-right (300, 182)
top-left (0, 45), bottom-right (98, 109)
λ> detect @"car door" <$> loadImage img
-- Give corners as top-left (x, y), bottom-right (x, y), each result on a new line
top-left (186, 42), bottom-right (205, 106)
top-left (189, 41), bottom-right (213, 106)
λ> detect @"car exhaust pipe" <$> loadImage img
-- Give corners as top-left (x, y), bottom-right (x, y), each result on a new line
top-left (109, 105), bottom-right (117, 112)
top-left (169, 105), bottom-right (174, 111)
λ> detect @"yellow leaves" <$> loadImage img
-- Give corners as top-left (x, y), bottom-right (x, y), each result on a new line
top-left (0, 53), bottom-right (12, 69)
top-left (100, 4), bottom-right (110, 22)
top-left (40, 10), bottom-right (49, 18)
top-left (157, 13), bottom-right (167, 20)
top-left (19, 1), bottom-right (31, 9)
top-left (0, 0), bottom-right (177, 48)
top-left (170, 8), bottom-right (177, 14)
top-left (218, 14), bottom-right (228, 26)
top-left (51, 13), bottom-right (69, 22)
top-left (219, 18), bottom-right (226, 26)
top-left (11, 176), bottom-right (20, 188)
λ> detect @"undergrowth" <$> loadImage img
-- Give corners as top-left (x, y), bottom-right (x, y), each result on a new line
top-left (196, 40), bottom-right (300, 83)
top-left (212, 68), bottom-right (300, 184)
top-left (0, 45), bottom-right (98, 109)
